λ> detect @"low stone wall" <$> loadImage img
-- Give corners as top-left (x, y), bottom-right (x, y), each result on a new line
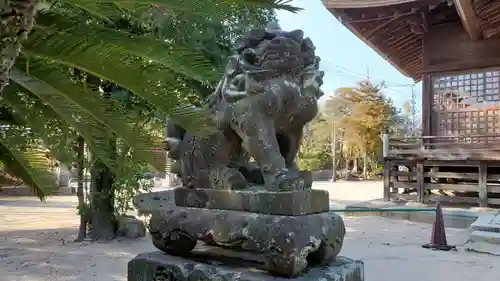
top-left (344, 199), bottom-right (495, 229)
top-left (0, 185), bottom-right (75, 196)
top-left (311, 170), bottom-right (333, 181)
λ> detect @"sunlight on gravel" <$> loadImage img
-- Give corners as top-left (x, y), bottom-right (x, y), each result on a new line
top-left (0, 183), bottom-right (498, 281)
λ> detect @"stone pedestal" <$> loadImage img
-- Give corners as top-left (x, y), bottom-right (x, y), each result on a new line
top-left (128, 251), bottom-right (364, 281)
top-left (148, 206), bottom-right (345, 277)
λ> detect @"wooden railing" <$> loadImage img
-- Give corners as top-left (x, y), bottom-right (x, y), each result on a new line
top-left (382, 133), bottom-right (500, 161)
top-left (381, 133), bottom-right (500, 207)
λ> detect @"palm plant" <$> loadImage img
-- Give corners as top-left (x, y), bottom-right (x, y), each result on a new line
top-left (0, 0), bottom-right (298, 200)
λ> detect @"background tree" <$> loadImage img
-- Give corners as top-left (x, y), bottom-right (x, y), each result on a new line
top-left (338, 80), bottom-right (393, 179)
top-left (298, 79), bottom-right (398, 179)
top-left (297, 115), bottom-right (331, 171)
top-left (322, 90), bottom-right (352, 181)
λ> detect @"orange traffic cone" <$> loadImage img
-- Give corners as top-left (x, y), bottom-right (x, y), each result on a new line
top-left (422, 202), bottom-right (456, 251)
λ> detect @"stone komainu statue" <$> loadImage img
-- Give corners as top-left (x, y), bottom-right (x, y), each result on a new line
top-left (165, 23), bottom-right (324, 191)
top-left (131, 23), bottom-right (354, 281)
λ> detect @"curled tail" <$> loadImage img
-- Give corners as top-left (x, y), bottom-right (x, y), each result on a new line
top-left (165, 120), bottom-right (185, 177)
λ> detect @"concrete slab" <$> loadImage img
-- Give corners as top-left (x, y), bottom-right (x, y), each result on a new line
top-left (469, 230), bottom-right (500, 244)
top-left (471, 213), bottom-right (500, 232)
top-left (466, 227), bottom-right (500, 256)
top-left (466, 212), bottom-right (500, 255)
top-left (492, 214), bottom-right (500, 225)
top-left (343, 199), bottom-right (496, 229)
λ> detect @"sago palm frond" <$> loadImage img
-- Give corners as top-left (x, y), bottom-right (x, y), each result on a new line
top-left (22, 34), bottom-right (212, 133)
top-left (1, 85), bottom-right (76, 166)
top-left (10, 68), bottom-right (121, 173)
top-left (60, 0), bottom-right (300, 23)
top-left (0, 127), bottom-right (58, 199)
top-left (35, 11), bottom-right (219, 83)
top-left (16, 60), bottom-right (164, 171)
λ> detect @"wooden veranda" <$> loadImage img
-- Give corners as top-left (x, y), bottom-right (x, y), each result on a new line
top-left (323, 0), bottom-right (500, 207)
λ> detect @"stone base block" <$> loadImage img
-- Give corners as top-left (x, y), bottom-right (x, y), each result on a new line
top-left (128, 251), bottom-right (364, 281)
top-left (133, 190), bottom-right (175, 215)
top-left (116, 215), bottom-right (146, 238)
top-left (148, 206), bottom-right (345, 277)
top-left (174, 187), bottom-right (329, 215)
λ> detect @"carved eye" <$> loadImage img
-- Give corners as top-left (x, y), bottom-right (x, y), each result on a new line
top-left (242, 49), bottom-right (257, 65)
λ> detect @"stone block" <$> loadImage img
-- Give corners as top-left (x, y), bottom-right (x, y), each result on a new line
top-left (471, 213), bottom-right (500, 232)
top-left (174, 187), bottom-right (329, 215)
top-left (148, 206), bottom-right (345, 277)
top-left (469, 230), bottom-right (500, 244)
top-left (128, 251), bottom-right (364, 281)
top-left (133, 190), bottom-right (175, 215)
top-left (117, 215), bottom-right (146, 239)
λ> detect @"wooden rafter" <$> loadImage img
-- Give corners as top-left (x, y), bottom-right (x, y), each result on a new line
top-left (453, 0), bottom-right (482, 40)
top-left (365, 17), bottom-right (401, 39)
top-left (322, 0), bottom-right (418, 9)
top-left (328, 15), bottom-right (414, 78)
top-left (321, 0), bottom-right (449, 81)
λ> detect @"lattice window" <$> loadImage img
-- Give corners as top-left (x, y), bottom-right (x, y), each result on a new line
top-left (432, 69), bottom-right (500, 139)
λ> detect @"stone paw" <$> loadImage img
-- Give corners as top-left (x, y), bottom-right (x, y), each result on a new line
top-left (226, 171), bottom-right (249, 190)
top-left (271, 169), bottom-right (307, 191)
top-left (278, 176), bottom-right (306, 191)
top-left (298, 170), bottom-right (313, 189)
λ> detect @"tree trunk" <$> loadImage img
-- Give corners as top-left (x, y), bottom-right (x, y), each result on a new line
top-left (75, 136), bottom-right (87, 242)
top-left (89, 158), bottom-right (116, 240)
top-left (0, 0), bottom-right (38, 93)
top-left (352, 158), bottom-right (358, 173)
top-left (330, 123), bottom-right (337, 182)
top-left (85, 76), bottom-right (117, 240)
top-left (344, 160), bottom-right (351, 180)
top-left (338, 137), bottom-right (344, 171)
top-left (363, 152), bottom-right (368, 179)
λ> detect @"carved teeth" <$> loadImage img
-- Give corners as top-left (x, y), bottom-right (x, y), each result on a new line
top-left (284, 80), bottom-right (301, 91)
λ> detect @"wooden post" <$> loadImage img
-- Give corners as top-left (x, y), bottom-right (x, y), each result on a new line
top-left (416, 160), bottom-right (425, 203)
top-left (383, 160), bottom-right (391, 201)
top-left (331, 123), bottom-right (337, 182)
top-left (479, 162), bottom-right (488, 207)
top-left (422, 74), bottom-right (432, 138)
top-left (382, 128), bottom-right (389, 158)
top-left (382, 127), bottom-right (391, 201)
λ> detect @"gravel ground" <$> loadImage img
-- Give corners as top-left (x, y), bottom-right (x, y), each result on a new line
top-left (0, 181), bottom-right (498, 281)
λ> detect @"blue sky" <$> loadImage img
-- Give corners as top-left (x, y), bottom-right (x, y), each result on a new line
top-left (275, 0), bottom-right (422, 110)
